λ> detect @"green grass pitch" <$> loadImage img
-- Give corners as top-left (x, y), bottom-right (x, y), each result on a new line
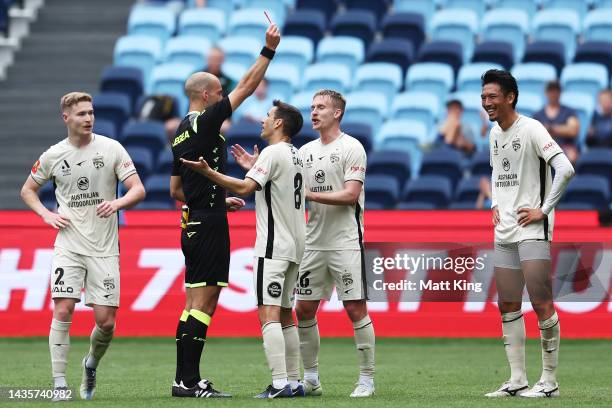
top-left (1, 337), bottom-right (611, 407)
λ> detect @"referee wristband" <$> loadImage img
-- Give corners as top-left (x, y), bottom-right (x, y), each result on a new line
top-left (260, 46), bottom-right (275, 60)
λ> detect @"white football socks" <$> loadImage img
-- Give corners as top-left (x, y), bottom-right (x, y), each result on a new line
top-left (501, 310), bottom-right (527, 385)
top-left (539, 311), bottom-right (560, 384)
top-left (49, 319), bottom-right (71, 388)
top-left (353, 315), bottom-right (375, 386)
top-left (262, 321), bottom-right (289, 389)
top-left (298, 318), bottom-right (320, 384)
top-left (86, 324), bottom-right (115, 369)
top-left (282, 324), bottom-right (300, 389)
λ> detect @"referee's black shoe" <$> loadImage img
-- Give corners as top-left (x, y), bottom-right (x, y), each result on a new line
top-left (172, 380), bottom-right (232, 398)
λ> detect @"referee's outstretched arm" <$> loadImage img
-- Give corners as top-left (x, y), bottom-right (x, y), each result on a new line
top-left (228, 23), bottom-right (280, 111)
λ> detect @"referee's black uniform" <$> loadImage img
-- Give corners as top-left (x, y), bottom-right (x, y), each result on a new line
top-left (171, 97), bottom-right (232, 287)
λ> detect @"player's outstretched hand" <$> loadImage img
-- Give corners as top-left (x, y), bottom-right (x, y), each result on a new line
top-left (42, 211), bottom-right (70, 229)
top-left (230, 144), bottom-right (259, 170)
top-left (517, 207), bottom-right (545, 227)
top-left (265, 23), bottom-right (280, 50)
top-left (96, 201), bottom-right (119, 218)
top-left (180, 157), bottom-right (212, 176)
top-left (226, 197), bottom-right (246, 212)
top-left (492, 206), bottom-right (500, 226)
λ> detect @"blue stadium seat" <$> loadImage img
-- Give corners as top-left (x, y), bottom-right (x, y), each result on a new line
top-left (127, 6), bottom-right (176, 45)
top-left (126, 146), bottom-right (155, 180)
top-left (561, 175), bottom-right (610, 210)
top-left (575, 148), bottom-right (612, 192)
top-left (556, 202), bottom-right (599, 210)
top-left (471, 41), bottom-right (515, 70)
top-left (114, 35), bottom-right (162, 87)
top-left (163, 35), bottom-right (210, 68)
top-left (381, 12), bottom-right (425, 52)
top-left (457, 63), bottom-right (504, 93)
top-left (445, 0), bottom-right (487, 19)
top-left (345, 0), bottom-right (390, 23)
top-left (178, 8), bottom-right (225, 42)
top-left (417, 41), bottom-right (464, 76)
top-left (560, 63), bottom-right (608, 103)
top-left (511, 62), bottom-right (557, 95)
top-left (316, 36), bottom-right (365, 74)
top-left (93, 93), bottom-right (132, 134)
top-left (573, 42), bottom-right (612, 76)
top-left (516, 92), bottom-right (544, 118)
top-left (353, 63), bottom-right (403, 105)
top-left (330, 10), bottom-right (377, 49)
top-left (560, 91), bottom-right (595, 145)
top-left (100, 66), bottom-right (144, 111)
top-left (150, 62), bottom-right (197, 114)
top-left (469, 150), bottom-right (491, 176)
top-left (265, 62), bottom-right (301, 101)
top-left (226, 121), bottom-right (266, 152)
top-left (136, 200), bottom-right (176, 210)
top-left (395, 201), bottom-right (437, 209)
top-left (368, 150), bottom-right (412, 186)
top-left (482, 9), bottom-right (529, 62)
top-left (405, 62), bottom-right (454, 111)
top-left (292, 126), bottom-right (317, 149)
top-left (532, 9), bottom-right (580, 63)
top-left (296, 0), bottom-right (337, 23)
top-left (419, 146), bottom-right (465, 189)
top-left (366, 39), bottom-right (414, 76)
top-left (194, 0), bottom-right (235, 18)
top-left (494, 0), bottom-right (537, 16)
top-left (274, 36), bottom-right (314, 74)
top-left (228, 8), bottom-right (273, 39)
top-left (522, 41), bottom-right (565, 76)
top-left (156, 148), bottom-right (174, 175)
top-left (431, 9), bottom-right (478, 62)
top-left (402, 175), bottom-right (453, 208)
top-left (343, 122), bottom-right (373, 153)
top-left (393, 0), bottom-right (436, 32)
top-left (242, 0), bottom-right (287, 26)
top-left (344, 91), bottom-right (388, 136)
top-left (584, 9), bottom-right (612, 43)
top-left (390, 92), bottom-right (440, 141)
top-left (542, 0), bottom-right (588, 20)
top-left (454, 175), bottom-right (482, 204)
top-left (365, 175), bottom-right (400, 208)
top-left (218, 36), bottom-right (261, 70)
top-left (290, 90), bottom-right (314, 123)
top-left (377, 119), bottom-right (428, 175)
top-left (449, 202), bottom-right (477, 209)
top-left (121, 121), bottom-right (168, 160)
top-left (303, 62), bottom-right (352, 93)
top-left (93, 119), bottom-right (117, 140)
top-left (283, 10), bottom-right (326, 45)
top-left (144, 174), bottom-right (174, 207)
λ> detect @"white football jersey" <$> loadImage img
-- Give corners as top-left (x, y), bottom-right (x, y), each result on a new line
top-left (299, 133), bottom-right (366, 251)
top-left (246, 142), bottom-right (306, 263)
top-left (30, 134), bottom-right (137, 256)
top-left (489, 115), bottom-right (563, 243)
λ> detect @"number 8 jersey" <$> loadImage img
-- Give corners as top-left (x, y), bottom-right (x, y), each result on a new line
top-left (246, 142), bottom-right (306, 263)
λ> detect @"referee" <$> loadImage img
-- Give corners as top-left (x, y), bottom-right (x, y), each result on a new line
top-left (169, 22), bottom-right (281, 398)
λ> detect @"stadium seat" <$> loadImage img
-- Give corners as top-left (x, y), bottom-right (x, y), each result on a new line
top-left (126, 146), bottom-right (154, 180)
top-left (377, 119), bottom-right (428, 175)
top-left (93, 119), bottom-right (117, 140)
top-left (401, 175), bottom-right (453, 208)
top-left (290, 90), bottom-right (315, 123)
top-left (457, 63), bottom-right (504, 93)
top-left (556, 202), bottom-right (599, 210)
top-left (193, 0), bottom-right (235, 18)
top-left (562, 175), bottom-right (610, 210)
top-left (316, 36), bottom-right (365, 74)
top-left (265, 62), bottom-right (301, 101)
top-left (136, 200), bottom-right (176, 210)
top-left (345, 0), bottom-right (390, 22)
top-left (573, 42), bottom-right (612, 77)
top-left (522, 41), bottom-right (565, 76)
top-left (296, 0), bottom-right (337, 23)
top-left (367, 150), bottom-right (412, 186)
top-left (242, 0), bottom-right (287, 26)
top-left (121, 121), bottom-right (168, 160)
top-left (532, 9), bottom-right (580, 63)
top-left (100, 66), bottom-right (144, 111)
top-left (228, 8), bottom-right (273, 39)
top-left (584, 9), bottom-right (612, 43)
top-left (471, 41), bottom-right (515, 71)
top-left (150, 62), bottom-right (197, 114)
top-left (419, 147), bottom-right (465, 189)
top-left (389, 92), bottom-right (440, 140)
top-left (511, 62), bottom-right (557, 96)
top-left (343, 91), bottom-right (388, 136)
top-left (381, 12), bottom-right (425, 53)
top-left (395, 201), bottom-right (437, 209)
top-left (560, 91), bottom-right (596, 145)
top-left (353, 63), bottom-right (403, 105)
top-left (226, 121), bottom-right (266, 152)
top-left (156, 148), bottom-right (174, 175)
top-left (218, 36), bottom-right (261, 70)
top-left (178, 8), bottom-right (226, 42)
top-left (282, 10), bottom-right (326, 45)
top-left (430, 9), bottom-right (478, 62)
top-left (302, 62), bottom-right (352, 93)
top-left (469, 150), bottom-right (491, 176)
top-left (127, 6), bottom-right (176, 45)
top-left (274, 36), bottom-right (314, 74)
top-left (393, 0), bottom-right (436, 32)
top-left (365, 174), bottom-right (400, 208)
top-left (163, 35), bottom-right (210, 68)
top-left (516, 92), bottom-right (544, 118)
top-left (292, 126), bottom-right (317, 149)
top-left (454, 175), bottom-right (482, 204)
top-left (449, 202), bottom-right (478, 209)
top-left (560, 63), bottom-right (608, 103)
top-left (445, 0), bottom-right (487, 19)
top-left (405, 62), bottom-right (454, 111)
top-left (481, 9), bottom-right (529, 62)
top-left (366, 39), bottom-right (414, 77)
top-left (114, 35), bottom-right (162, 87)
top-left (143, 174), bottom-right (174, 207)
top-left (330, 10), bottom-right (377, 49)
top-left (494, 0), bottom-right (537, 15)
top-left (417, 41), bottom-right (464, 76)
top-left (342, 122), bottom-right (373, 153)
top-left (543, 0), bottom-right (588, 20)
top-left (93, 93), bottom-right (132, 134)
top-left (575, 148), bottom-right (612, 192)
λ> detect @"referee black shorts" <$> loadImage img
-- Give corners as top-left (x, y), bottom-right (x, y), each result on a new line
top-left (181, 208), bottom-right (230, 288)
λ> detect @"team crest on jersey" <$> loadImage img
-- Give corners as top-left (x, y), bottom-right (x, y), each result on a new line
top-left (315, 170), bottom-right (325, 183)
top-left (502, 158), bottom-right (511, 172)
top-left (103, 277), bottom-right (115, 291)
top-left (330, 152), bottom-right (340, 163)
top-left (512, 139), bottom-right (521, 151)
top-left (93, 154), bottom-right (104, 169)
top-left (342, 273), bottom-right (353, 287)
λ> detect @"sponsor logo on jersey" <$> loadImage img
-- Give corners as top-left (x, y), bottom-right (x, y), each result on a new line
top-left (306, 154), bottom-right (313, 168)
top-left (512, 139), bottom-right (521, 151)
top-left (31, 160), bottom-right (40, 174)
top-left (103, 277), bottom-right (116, 291)
top-left (172, 130), bottom-right (190, 147)
top-left (254, 165), bottom-right (268, 175)
top-left (93, 154), bottom-right (104, 169)
top-left (315, 170), bottom-right (325, 183)
top-left (493, 140), bottom-right (499, 156)
top-left (76, 160), bottom-right (86, 166)
top-left (351, 166), bottom-right (365, 173)
top-left (542, 141), bottom-right (556, 152)
top-left (77, 177), bottom-right (89, 191)
top-left (502, 158), bottom-right (510, 172)
top-left (267, 282), bottom-right (281, 298)
top-left (61, 160), bottom-right (71, 176)
top-left (122, 160), bottom-right (133, 168)
top-left (52, 286), bottom-right (74, 294)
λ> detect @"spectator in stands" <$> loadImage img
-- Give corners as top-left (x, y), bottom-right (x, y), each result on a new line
top-left (438, 99), bottom-right (476, 155)
top-left (203, 46), bottom-right (235, 97)
top-left (587, 88), bottom-right (612, 148)
top-left (476, 176), bottom-right (492, 210)
top-left (237, 79), bottom-right (274, 123)
top-left (532, 80), bottom-right (580, 164)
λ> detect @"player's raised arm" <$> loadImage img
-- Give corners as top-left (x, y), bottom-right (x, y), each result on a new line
top-left (180, 157), bottom-right (258, 197)
top-left (228, 22), bottom-right (280, 111)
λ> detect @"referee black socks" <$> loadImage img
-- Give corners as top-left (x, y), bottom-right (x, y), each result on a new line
top-left (174, 310), bottom-right (189, 384)
top-left (182, 309), bottom-right (211, 388)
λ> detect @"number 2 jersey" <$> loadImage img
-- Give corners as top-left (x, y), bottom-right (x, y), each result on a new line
top-left (246, 142), bottom-right (305, 263)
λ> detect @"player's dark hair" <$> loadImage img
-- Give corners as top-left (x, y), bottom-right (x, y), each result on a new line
top-left (481, 69), bottom-right (519, 109)
top-left (272, 99), bottom-right (303, 138)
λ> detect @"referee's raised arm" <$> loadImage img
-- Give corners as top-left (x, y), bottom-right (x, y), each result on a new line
top-left (228, 22), bottom-right (280, 111)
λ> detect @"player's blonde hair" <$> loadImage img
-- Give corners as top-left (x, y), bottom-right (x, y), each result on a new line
top-left (60, 92), bottom-right (93, 113)
top-left (313, 89), bottom-right (346, 121)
